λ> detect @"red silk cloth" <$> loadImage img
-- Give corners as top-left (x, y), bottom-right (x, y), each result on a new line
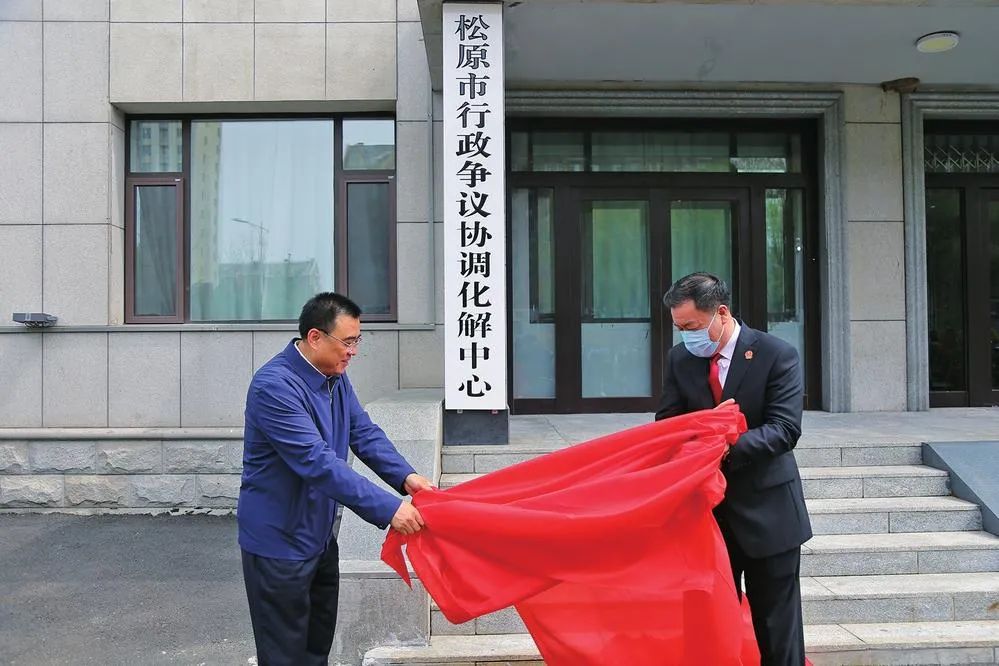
top-left (382, 405), bottom-right (762, 665)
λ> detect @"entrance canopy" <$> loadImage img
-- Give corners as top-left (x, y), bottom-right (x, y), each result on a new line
top-left (418, 0), bottom-right (999, 90)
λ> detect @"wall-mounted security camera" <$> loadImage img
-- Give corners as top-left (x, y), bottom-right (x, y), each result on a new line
top-left (12, 312), bottom-right (58, 328)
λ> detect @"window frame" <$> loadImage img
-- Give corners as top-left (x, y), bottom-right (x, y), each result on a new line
top-left (124, 176), bottom-right (186, 323)
top-left (511, 118), bottom-right (808, 176)
top-left (924, 121), bottom-right (999, 406)
top-left (527, 188), bottom-right (556, 324)
top-left (506, 117), bottom-right (823, 413)
top-left (124, 113), bottom-right (398, 324)
top-left (924, 119), bottom-right (999, 175)
top-left (335, 120), bottom-right (398, 322)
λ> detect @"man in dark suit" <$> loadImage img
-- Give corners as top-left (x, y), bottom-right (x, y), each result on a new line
top-left (656, 272), bottom-right (812, 666)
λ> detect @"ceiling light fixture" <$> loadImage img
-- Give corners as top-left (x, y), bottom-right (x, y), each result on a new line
top-left (915, 31), bottom-right (960, 54)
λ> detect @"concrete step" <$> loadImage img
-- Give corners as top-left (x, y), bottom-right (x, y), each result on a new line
top-left (807, 620), bottom-right (999, 665)
top-left (802, 531), bottom-right (999, 576)
top-left (429, 571), bottom-right (999, 637)
top-left (808, 496), bottom-right (982, 535)
top-left (439, 473), bottom-right (478, 489)
top-left (441, 439), bottom-right (924, 474)
top-left (801, 465), bottom-right (949, 499)
top-left (431, 602), bottom-right (522, 637)
top-left (442, 445), bottom-right (562, 475)
top-left (365, 620), bottom-right (999, 665)
top-left (794, 440), bottom-right (924, 468)
top-left (441, 465), bottom-right (950, 500)
top-left (803, 571), bottom-right (999, 624)
top-left (364, 634), bottom-right (539, 665)
top-left (435, 482), bottom-right (981, 534)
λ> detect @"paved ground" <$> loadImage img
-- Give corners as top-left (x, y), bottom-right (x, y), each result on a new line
top-left (3, 408), bottom-right (997, 665)
top-left (0, 513), bottom-right (255, 666)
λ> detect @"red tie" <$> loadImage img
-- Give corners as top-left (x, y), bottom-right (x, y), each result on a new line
top-left (708, 353), bottom-right (723, 405)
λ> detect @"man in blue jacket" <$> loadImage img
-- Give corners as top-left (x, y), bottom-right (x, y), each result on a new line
top-left (238, 292), bottom-right (432, 665)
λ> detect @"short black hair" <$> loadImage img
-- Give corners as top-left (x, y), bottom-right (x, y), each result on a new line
top-left (662, 272), bottom-right (731, 312)
top-left (298, 292), bottom-right (362, 338)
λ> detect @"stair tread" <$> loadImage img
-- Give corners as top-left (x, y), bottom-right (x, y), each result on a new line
top-left (365, 620), bottom-right (999, 662)
top-left (800, 465), bottom-right (946, 479)
top-left (804, 531), bottom-right (999, 553)
top-left (807, 496), bottom-right (978, 512)
top-left (365, 633), bottom-right (538, 661)
top-left (430, 571), bottom-right (999, 615)
top-left (804, 570), bottom-right (999, 597)
top-left (439, 474), bottom-right (479, 486)
top-left (441, 465), bottom-right (947, 484)
top-left (443, 440), bottom-right (925, 455)
top-left (816, 619), bottom-right (999, 650)
top-left (430, 489), bottom-right (977, 512)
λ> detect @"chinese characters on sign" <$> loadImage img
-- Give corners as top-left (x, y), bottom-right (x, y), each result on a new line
top-left (443, 3), bottom-right (506, 410)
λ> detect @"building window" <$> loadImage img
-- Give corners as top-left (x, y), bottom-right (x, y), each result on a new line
top-left (340, 119), bottom-right (397, 316)
top-left (343, 119), bottom-right (396, 170)
top-left (125, 117), bottom-right (396, 323)
top-left (925, 132), bottom-right (999, 173)
top-left (511, 128), bottom-right (802, 174)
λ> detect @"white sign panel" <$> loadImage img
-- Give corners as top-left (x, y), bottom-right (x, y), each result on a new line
top-left (443, 2), bottom-right (507, 411)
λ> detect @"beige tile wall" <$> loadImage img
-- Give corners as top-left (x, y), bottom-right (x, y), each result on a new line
top-left (840, 85), bottom-right (907, 410)
top-left (0, 0), bottom-right (432, 427)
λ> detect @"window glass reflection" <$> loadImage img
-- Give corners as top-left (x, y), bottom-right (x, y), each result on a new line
top-left (189, 120), bottom-right (334, 321)
top-left (343, 119), bottom-right (395, 170)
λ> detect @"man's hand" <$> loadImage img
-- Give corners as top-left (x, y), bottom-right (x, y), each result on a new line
top-left (390, 501), bottom-right (425, 535)
top-left (404, 473), bottom-right (434, 496)
top-left (714, 399), bottom-right (737, 459)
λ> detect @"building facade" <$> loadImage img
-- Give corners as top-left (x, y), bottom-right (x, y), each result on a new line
top-left (2, 1), bottom-right (999, 662)
top-left (0, 2), bottom-right (996, 465)
top-left (3, 1), bottom-right (998, 441)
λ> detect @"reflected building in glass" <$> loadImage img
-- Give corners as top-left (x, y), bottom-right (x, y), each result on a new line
top-left (190, 122), bottom-right (221, 321)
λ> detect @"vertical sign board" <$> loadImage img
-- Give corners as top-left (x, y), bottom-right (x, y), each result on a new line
top-left (443, 3), bottom-right (507, 411)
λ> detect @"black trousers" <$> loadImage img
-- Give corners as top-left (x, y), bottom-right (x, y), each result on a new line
top-left (241, 541), bottom-right (340, 666)
top-left (722, 524), bottom-right (806, 666)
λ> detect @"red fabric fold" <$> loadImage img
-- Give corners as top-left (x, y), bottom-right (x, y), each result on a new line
top-left (382, 405), bottom-right (761, 665)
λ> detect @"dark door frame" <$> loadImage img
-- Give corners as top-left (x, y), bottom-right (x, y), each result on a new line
top-left (507, 119), bottom-right (822, 414)
top-left (925, 176), bottom-right (999, 407)
top-left (567, 188), bottom-right (658, 414)
top-left (511, 184), bottom-right (819, 414)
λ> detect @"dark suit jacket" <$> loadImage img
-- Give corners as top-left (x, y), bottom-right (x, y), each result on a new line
top-left (656, 324), bottom-right (812, 558)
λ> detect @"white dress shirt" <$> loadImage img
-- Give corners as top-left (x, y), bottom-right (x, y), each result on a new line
top-left (715, 319), bottom-right (742, 389)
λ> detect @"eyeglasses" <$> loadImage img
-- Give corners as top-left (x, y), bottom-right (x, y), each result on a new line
top-left (321, 330), bottom-right (362, 350)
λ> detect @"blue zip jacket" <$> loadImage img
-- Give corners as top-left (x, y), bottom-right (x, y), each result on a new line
top-left (237, 339), bottom-right (415, 560)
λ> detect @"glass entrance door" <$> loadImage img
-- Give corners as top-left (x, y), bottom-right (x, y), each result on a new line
top-left (508, 121), bottom-right (820, 414)
top-left (664, 192), bottom-right (744, 328)
top-left (924, 124), bottom-right (999, 406)
top-left (579, 195), bottom-right (654, 406)
top-left (512, 187), bottom-right (756, 413)
top-left (926, 186), bottom-right (999, 407)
